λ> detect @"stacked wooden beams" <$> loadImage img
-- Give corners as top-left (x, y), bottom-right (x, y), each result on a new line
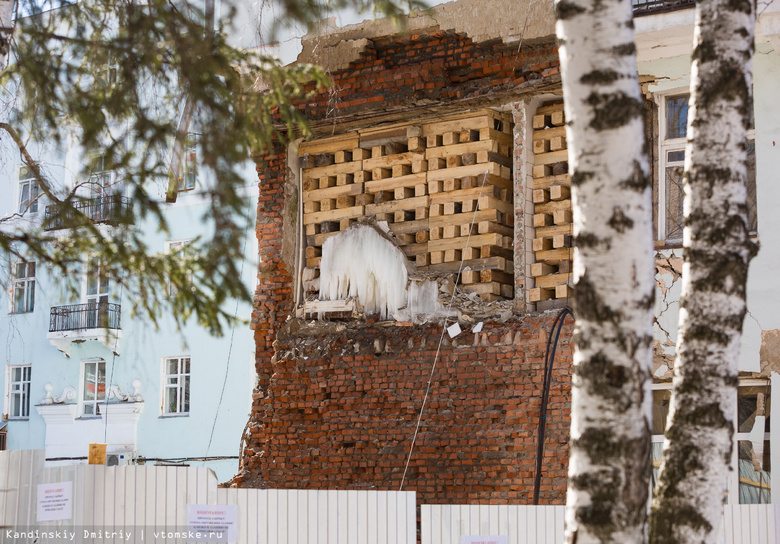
top-left (529, 101), bottom-right (573, 305)
top-left (300, 109), bottom-right (515, 303)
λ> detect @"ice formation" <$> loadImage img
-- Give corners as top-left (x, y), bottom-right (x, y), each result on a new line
top-left (319, 225), bottom-right (409, 320)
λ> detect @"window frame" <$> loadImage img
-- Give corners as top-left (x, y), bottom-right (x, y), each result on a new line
top-left (17, 165), bottom-right (40, 215)
top-left (165, 239), bottom-right (193, 295)
top-left (178, 133), bottom-right (199, 192)
top-left (655, 89), bottom-right (757, 244)
top-left (161, 356), bottom-right (190, 416)
top-left (6, 366), bottom-right (31, 420)
top-left (87, 151), bottom-right (116, 198)
top-left (80, 359), bottom-right (106, 417)
top-left (651, 379), bottom-right (771, 504)
top-left (10, 261), bottom-right (36, 314)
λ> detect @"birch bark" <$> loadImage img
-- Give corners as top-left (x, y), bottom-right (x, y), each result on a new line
top-left (649, 0), bottom-right (757, 540)
top-left (555, 0), bottom-right (655, 541)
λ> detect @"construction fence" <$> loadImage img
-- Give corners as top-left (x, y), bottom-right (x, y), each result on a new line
top-left (0, 450), bottom-right (776, 543)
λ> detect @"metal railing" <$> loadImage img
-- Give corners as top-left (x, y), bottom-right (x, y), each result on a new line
top-left (633, 0), bottom-right (694, 15)
top-left (49, 302), bottom-right (121, 332)
top-left (43, 195), bottom-right (132, 231)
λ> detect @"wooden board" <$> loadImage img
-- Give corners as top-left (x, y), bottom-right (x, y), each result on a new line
top-left (364, 173), bottom-right (427, 193)
top-left (299, 133), bottom-right (359, 156)
top-left (303, 205), bottom-right (365, 225)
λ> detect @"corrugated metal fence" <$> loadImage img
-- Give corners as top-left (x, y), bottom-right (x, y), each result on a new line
top-left (0, 450), bottom-right (415, 543)
top-left (420, 503), bottom-right (779, 544)
top-left (1, 450), bottom-right (777, 543)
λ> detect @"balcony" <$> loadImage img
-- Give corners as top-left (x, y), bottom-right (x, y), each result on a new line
top-left (49, 302), bottom-right (121, 332)
top-left (633, 0), bottom-right (694, 16)
top-left (43, 195), bottom-right (132, 231)
top-left (47, 303), bottom-right (122, 357)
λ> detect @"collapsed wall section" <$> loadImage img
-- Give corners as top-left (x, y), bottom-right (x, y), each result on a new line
top-left (238, 26), bottom-right (574, 504)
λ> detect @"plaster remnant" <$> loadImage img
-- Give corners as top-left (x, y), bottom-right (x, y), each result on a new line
top-left (759, 329), bottom-right (780, 375)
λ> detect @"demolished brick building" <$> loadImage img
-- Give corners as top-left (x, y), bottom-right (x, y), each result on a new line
top-left (232, 0), bottom-right (780, 507)
top-left (231, 0), bottom-right (576, 505)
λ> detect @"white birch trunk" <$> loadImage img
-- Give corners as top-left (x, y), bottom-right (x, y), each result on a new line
top-left (0, 0), bottom-right (14, 68)
top-left (555, 0), bottom-right (655, 541)
top-left (649, 0), bottom-right (757, 541)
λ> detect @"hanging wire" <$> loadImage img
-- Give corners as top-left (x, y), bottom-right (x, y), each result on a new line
top-left (532, 304), bottom-right (572, 504)
top-left (400, 167), bottom-right (490, 490)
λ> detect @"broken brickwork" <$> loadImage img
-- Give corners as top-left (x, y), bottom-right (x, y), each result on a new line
top-left (236, 28), bottom-right (574, 505)
top-left (237, 316), bottom-right (573, 504)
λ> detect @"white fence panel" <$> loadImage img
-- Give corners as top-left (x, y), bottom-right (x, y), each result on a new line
top-left (422, 504), bottom-right (566, 544)
top-left (422, 503), bottom-right (779, 544)
top-left (214, 488), bottom-right (416, 544)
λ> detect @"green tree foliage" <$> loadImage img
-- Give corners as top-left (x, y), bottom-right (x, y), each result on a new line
top-left (0, 0), bottom-right (418, 335)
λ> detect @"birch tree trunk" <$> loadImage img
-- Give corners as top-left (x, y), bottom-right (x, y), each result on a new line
top-left (649, 0), bottom-right (757, 540)
top-left (555, 0), bottom-right (655, 541)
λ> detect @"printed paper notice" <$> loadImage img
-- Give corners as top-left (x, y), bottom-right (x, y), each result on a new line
top-left (37, 481), bottom-right (72, 522)
top-left (461, 536), bottom-right (509, 544)
top-left (186, 504), bottom-right (237, 543)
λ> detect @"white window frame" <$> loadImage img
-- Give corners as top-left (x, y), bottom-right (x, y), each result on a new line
top-left (6, 366), bottom-right (31, 420)
top-left (18, 165), bottom-right (39, 215)
top-left (161, 356), bottom-right (190, 416)
top-left (96, 51), bottom-right (119, 88)
top-left (87, 152), bottom-right (116, 198)
top-left (178, 133), bottom-right (199, 192)
top-left (733, 378), bottom-right (771, 504)
top-left (10, 261), bottom-right (36, 314)
top-left (79, 359), bottom-right (106, 417)
top-left (83, 255), bottom-right (111, 328)
top-left (656, 89), bottom-right (757, 243)
top-left (165, 239), bottom-right (193, 295)
top-left (652, 379), bottom-right (772, 504)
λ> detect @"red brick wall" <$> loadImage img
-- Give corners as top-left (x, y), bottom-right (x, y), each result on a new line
top-left (302, 31), bottom-right (560, 122)
top-left (238, 31), bottom-right (573, 505)
top-left (238, 316), bottom-right (573, 504)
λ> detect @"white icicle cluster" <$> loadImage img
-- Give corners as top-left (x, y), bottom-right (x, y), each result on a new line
top-left (318, 225), bottom-right (409, 320)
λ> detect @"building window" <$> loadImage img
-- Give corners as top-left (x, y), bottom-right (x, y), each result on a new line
top-left (657, 93), bottom-right (757, 243)
top-left (18, 165), bottom-right (39, 214)
top-left (11, 262), bottom-right (35, 314)
top-left (85, 256), bottom-right (110, 328)
top-left (165, 240), bottom-right (192, 295)
top-left (8, 366), bottom-right (31, 419)
top-left (88, 152), bottom-right (115, 198)
top-left (652, 381), bottom-right (771, 503)
top-left (178, 134), bottom-right (198, 192)
top-left (82, 360), bottom-right (106, 416)
top-left (163, 356), bottom-right (190, 415)
top-left (737, 383), bottom-right (771, 504)
top-left (96, 51), bottom-right (119, 87)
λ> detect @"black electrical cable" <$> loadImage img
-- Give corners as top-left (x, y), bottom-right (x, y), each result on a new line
top-left (533, 305), bottom-right (572, 505)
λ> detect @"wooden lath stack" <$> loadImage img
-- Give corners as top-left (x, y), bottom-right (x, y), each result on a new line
top-left (529, 101), bottom-right (573, 306)
top-left (300, 109), bottom-right (515, 303)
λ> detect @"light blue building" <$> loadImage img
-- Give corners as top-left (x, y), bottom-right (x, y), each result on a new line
top-left (0, 133), bottom-right (258, 482)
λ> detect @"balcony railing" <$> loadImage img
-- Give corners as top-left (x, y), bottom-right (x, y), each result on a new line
top-left (49, 303), bottom-right (121, 332)
top-left (44, 195), bottom-right (132, 231)
top-left (633, 0), bottom-right (694, 15)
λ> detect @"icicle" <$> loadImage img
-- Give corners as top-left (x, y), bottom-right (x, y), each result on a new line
top-left (319, 225), bottom-right (409, 320)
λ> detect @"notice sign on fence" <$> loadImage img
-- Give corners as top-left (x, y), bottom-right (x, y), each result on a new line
top-left (37, 481), bottom-right (72, 522)
top-left (185, 504), bottom-right (237, 543)
top-left (461, 537), bottom-right (509, 544)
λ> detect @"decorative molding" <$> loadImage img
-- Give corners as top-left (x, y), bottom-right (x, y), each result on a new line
top-left (39, 384), bottom-right (77, 405)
